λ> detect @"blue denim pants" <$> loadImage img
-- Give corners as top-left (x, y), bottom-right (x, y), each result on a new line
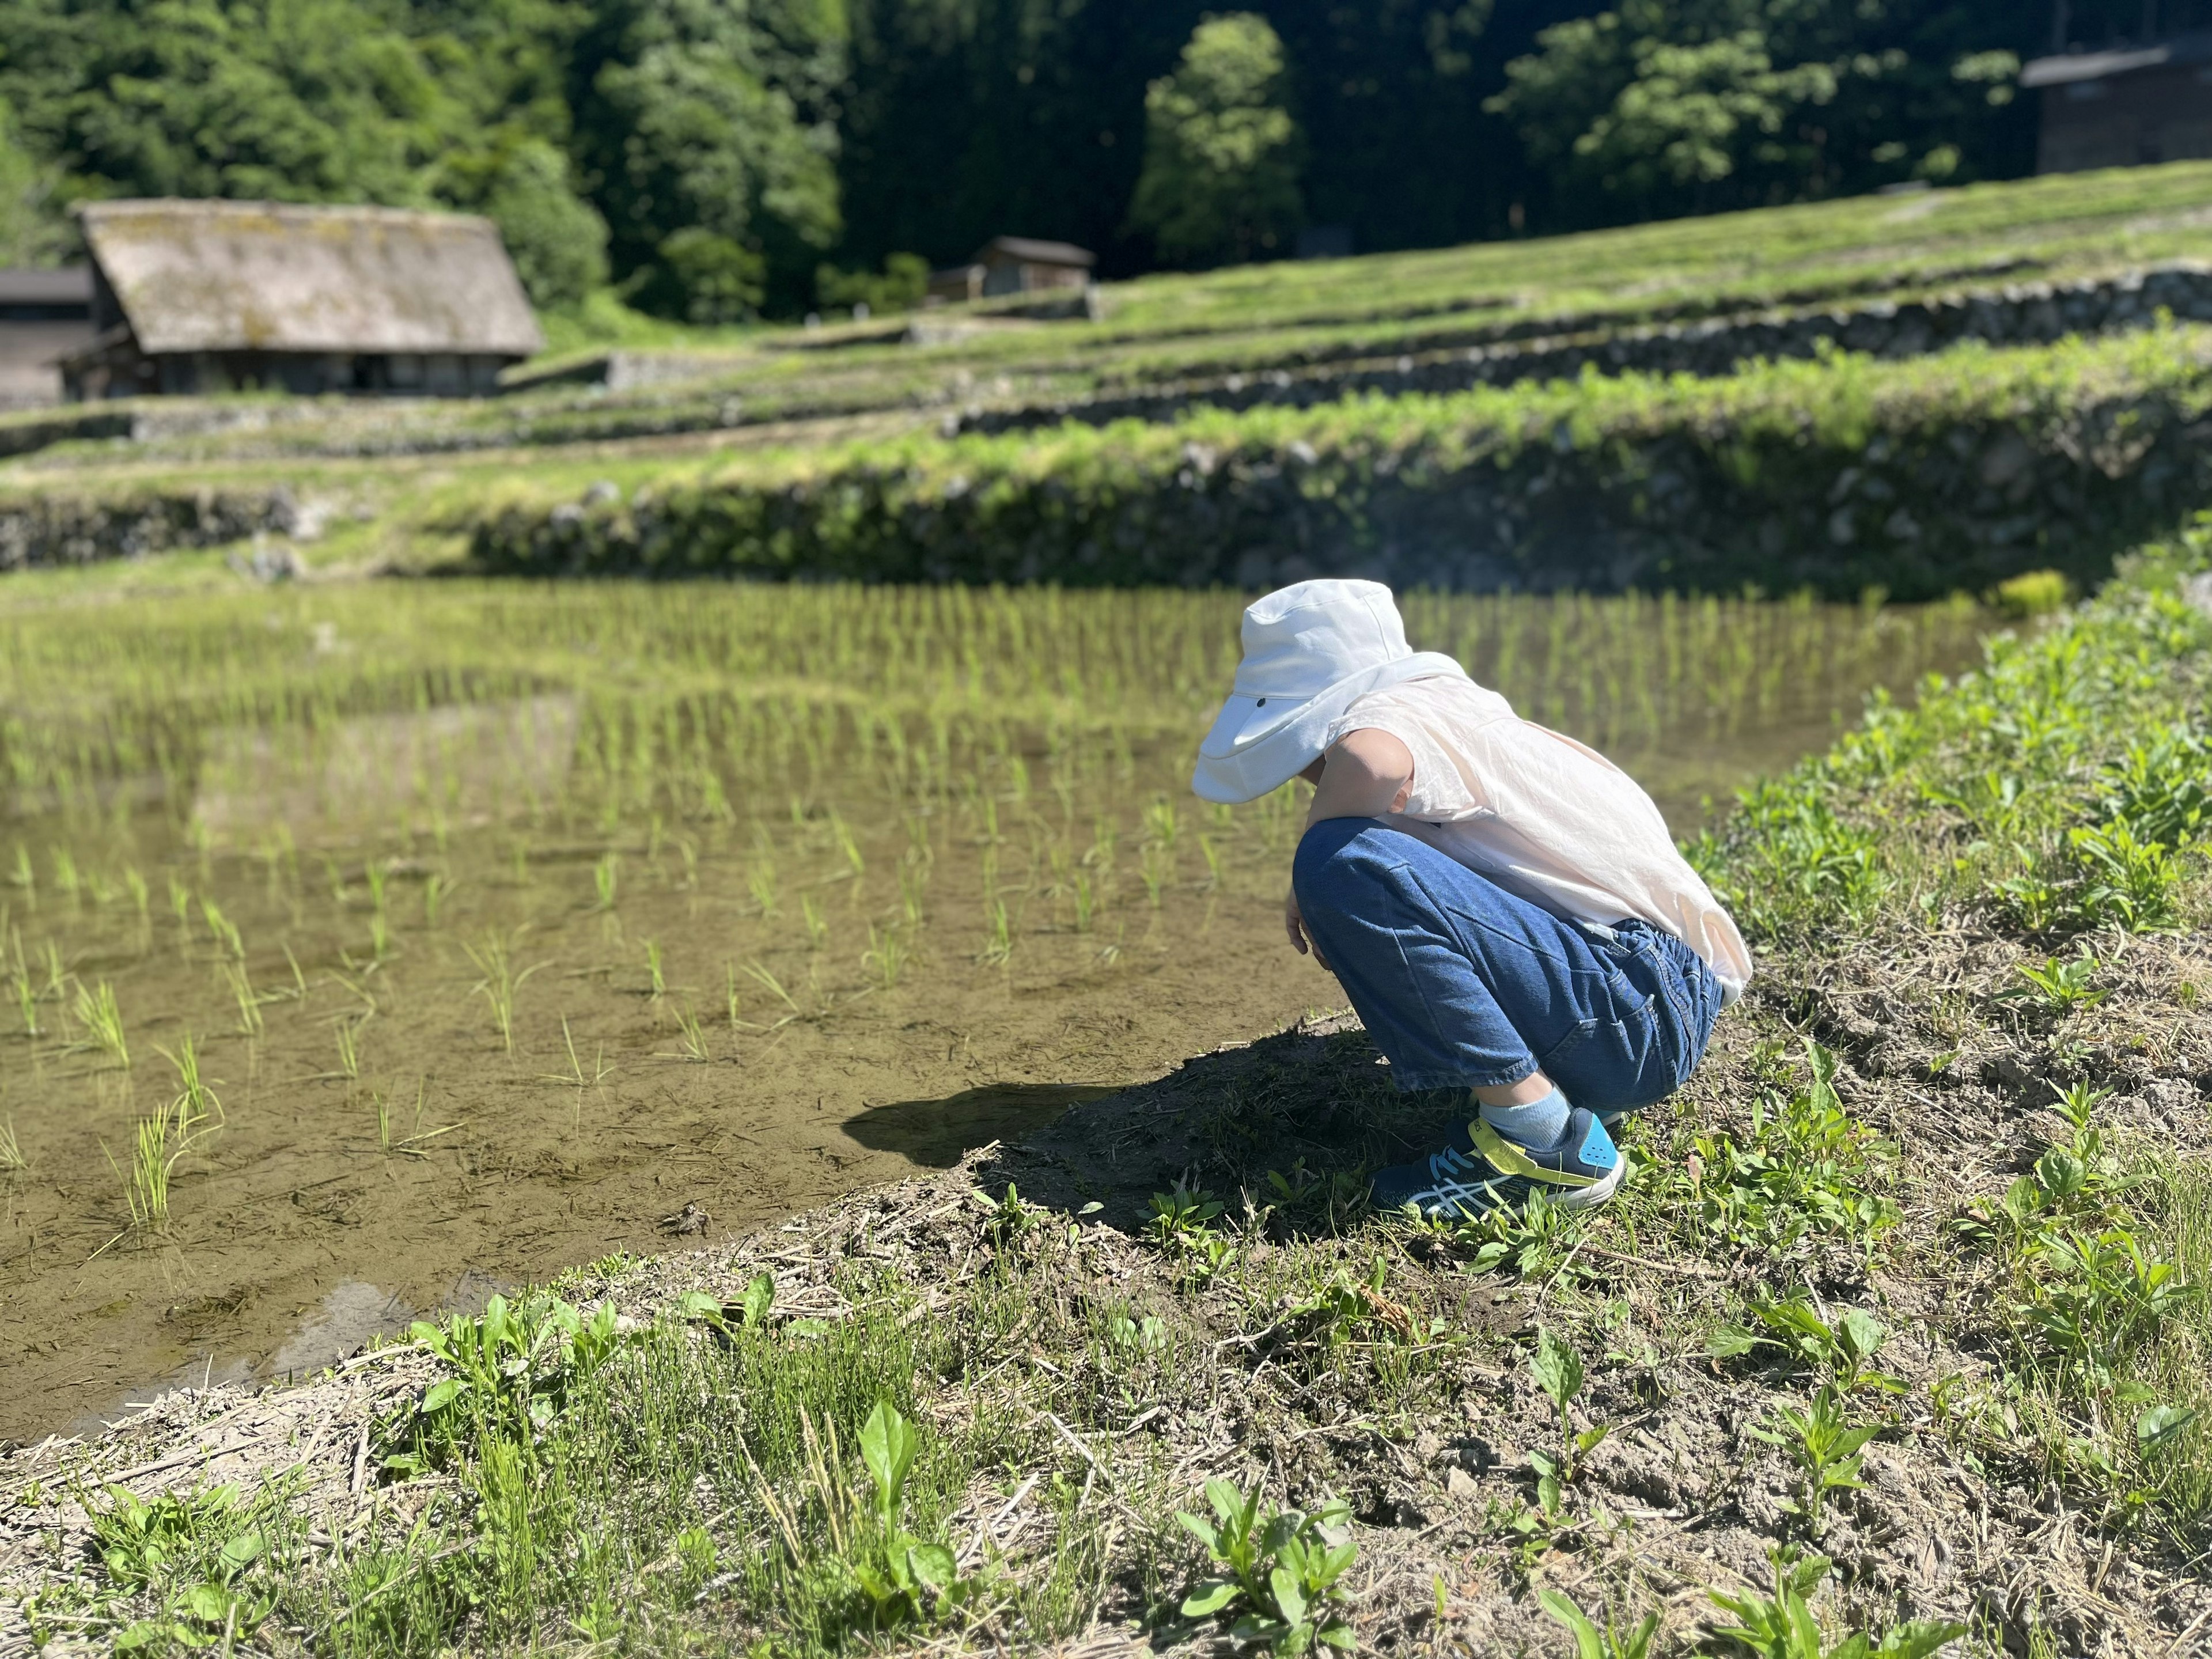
top-left (1291, 817), bottom-right (1722, 1112)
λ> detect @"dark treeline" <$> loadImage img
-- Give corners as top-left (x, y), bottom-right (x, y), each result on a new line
top-left (0, 2), bottom-right (2123, 321)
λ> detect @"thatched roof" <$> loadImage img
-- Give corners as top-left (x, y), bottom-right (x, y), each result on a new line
top-left (79, 200), bottom-right (543, 357)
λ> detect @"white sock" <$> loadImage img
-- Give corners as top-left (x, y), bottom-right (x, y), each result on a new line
top-left (1479, 1086), bottom-right (1572, 1152)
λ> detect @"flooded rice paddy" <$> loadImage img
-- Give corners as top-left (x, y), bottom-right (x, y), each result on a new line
top-left (0, 581), bottom-right (1989, 1437)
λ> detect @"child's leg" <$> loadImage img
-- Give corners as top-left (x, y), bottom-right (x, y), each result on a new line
top-left (1290, 817), bottom-right (1675, 1114)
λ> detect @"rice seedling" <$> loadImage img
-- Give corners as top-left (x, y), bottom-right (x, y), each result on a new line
top-left (592, 852), bottom-right (619, 912)
top-left (464, 931), bottom-right (546, 1055)
top-left (111, 1108), bottom-right (172, 1233)
top-left (123, 867), bottom-right (149, 923)
top-left (6, 846), bottom-right (31, 900)
top-left (644, 939), bottom-right (666, 1000)
top-left (332, 1018), bottom-right (365, 1084)
top-left (13, 972), bottom-right (37, 1037)
top-left (979, 896), bottom-right (1014, 965)
top-left (748, 858), bottom-right (781, 916)
top-left (725, 963), bottom-right (742, 1029)
top-left (1198, 835), bottom-right (1224, 891)
top-left (158, 1033), bottom-right (222, 1137)
top-left (862, 925), bottom-right (910, 991)
top-left (1139, 842), bottom-right (1172, 907)
top-left (222, 961), bottom-right (266, 1036)
top-left (738, 960), bottom-right (801, 1020)
top-left (1070, 870), bottom-right (1096, 932)
top-left (832, 814), bottom-right (864, 883)
top-left (801, 895), bottom-right (828, 950)
top-left (424, 871), bottom-right (458, 927)
top-left (672, 1003), bottom-right (711, 1062)
top-left (71, 980), bottom-right (131, 1069)
top-left (0, 1118), bottom-right (25, 1171)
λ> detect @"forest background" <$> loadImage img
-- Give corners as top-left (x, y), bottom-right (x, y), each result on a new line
top-left (0, 1), bottom-right (2190, 325)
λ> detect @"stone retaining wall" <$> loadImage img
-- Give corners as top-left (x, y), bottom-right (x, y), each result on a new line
top-left (960, 263), bottom-right (2212, 436)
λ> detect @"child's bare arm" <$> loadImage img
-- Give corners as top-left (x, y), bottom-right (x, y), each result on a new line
top-left (1286, 729), bottom-right (1416, 959)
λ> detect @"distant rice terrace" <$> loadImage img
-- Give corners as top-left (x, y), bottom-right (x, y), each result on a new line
top-left (12, 162), bottom-right (2212, 596)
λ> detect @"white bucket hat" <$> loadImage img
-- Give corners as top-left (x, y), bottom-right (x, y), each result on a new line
top-left (1191, 579), bottom-right (1465, 805)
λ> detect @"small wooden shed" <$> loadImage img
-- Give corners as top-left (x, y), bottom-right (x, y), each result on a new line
top-left (63, 199), bottom-right (543, 400)
top-left (926, 237), bottom-right (1096, 306)
top-left (0, 267), bottom-right (95, 408)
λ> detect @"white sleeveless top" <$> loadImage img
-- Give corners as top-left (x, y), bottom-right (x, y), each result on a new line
top-left (1332, 675), bottom-right (1753, 1003)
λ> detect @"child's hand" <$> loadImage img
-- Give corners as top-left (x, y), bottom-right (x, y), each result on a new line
top-left (1285, 887), bottom-right (1330, 969)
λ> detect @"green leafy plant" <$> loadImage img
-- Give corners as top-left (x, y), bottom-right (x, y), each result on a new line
top-left (1176, 1479), bottom-right (1357, 1653)
top-left (410, 1294), bottom-right (623, 1440)
top-left (90, 1483), bottom-right (275, 1652)
top-left (1538, 1586), bottom-right (1658, 1659)
top-left (1707, 1296), bottom-right (1902, 1395)
top-left (851, 1400), bottom-right (974, 1626)
top-left (1709, 1548), bottom-right (1965, 1658)
top-left (1147, 1182), bottom-right (1225, 1247)
top-left (2000, 951), bottom-right (2107, 1014)
top-left (1748, 1386), bottom-right (1878, 1539)
top-left (1528, 1325), bottom-right (1611, 1511)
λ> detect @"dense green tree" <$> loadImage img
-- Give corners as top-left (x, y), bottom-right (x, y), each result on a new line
top-left (1490, 1), bottom-right (2039, 224)
top-left (1128, 13), bottom-right (1303, 266)
top-left (570, 0), bottom-right (848, 317)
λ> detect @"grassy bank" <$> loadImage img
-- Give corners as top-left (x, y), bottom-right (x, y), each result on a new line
top-left (2, 538), bottom-right (2206, 1654)
top-left (465, 324), bottom-right (2212, 598)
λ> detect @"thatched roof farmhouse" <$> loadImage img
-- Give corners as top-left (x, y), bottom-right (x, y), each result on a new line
top-left (64, 200), bottom-right (543, 400)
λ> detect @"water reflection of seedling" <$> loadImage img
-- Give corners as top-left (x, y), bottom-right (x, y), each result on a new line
top-left (71, 979), bottom-right (131, 1068)
top-left (464, 931), bottom-right (546, 1054)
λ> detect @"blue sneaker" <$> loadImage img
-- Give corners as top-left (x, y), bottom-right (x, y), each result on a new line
top-left (1369, 1108), bottom-right (1624, 1221)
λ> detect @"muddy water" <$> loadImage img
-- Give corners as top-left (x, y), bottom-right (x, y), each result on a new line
top-left (0, 583), bottom-right (1990, 1438)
